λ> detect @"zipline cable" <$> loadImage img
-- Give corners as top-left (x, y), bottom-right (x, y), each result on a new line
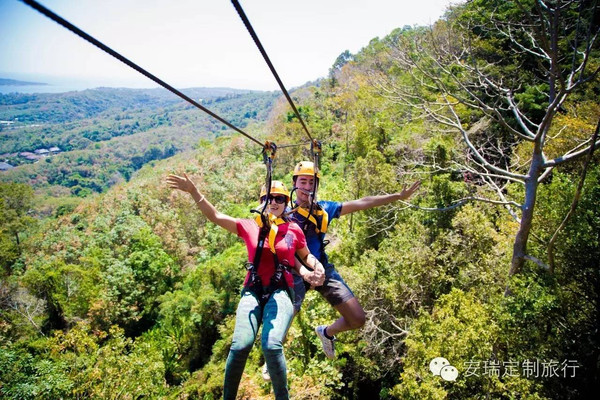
top-left (231, 0), bottom-right (314, 142)
top-left (21, 0), bottom-right (264, 147)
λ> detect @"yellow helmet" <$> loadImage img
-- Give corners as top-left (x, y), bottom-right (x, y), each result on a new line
top-left (292, 161), bottom-right (320, 178)
top-left (260, 180), bottom-right (290, 202)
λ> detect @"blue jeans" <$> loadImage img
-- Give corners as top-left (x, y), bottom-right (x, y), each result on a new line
top-left (223, 288), bottom-right (294, 400)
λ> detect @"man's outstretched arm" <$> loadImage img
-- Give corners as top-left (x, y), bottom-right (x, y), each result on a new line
top-left (339, 181), bottom-right (421, 216)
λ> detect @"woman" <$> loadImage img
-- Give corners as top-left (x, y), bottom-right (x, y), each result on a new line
top-left (166, 173), bottom-right (324, 400)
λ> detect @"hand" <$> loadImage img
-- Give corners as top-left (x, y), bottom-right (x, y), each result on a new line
top-left (306, 273), bottom-right (321, 288)
top-left (301, 255), bottom-right (325, 287)
top-left (300, 265), bottom-right (323, 287)
top-left (311, 262), bottom-right (325, 287)
top-left (166, 173), bottom-right (198, 195)
top-left (397, 180), bottom-right (421, 201)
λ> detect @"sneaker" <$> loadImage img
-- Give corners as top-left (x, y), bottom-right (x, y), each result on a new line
top-left (261, 363), bottom-right (271, 381)
top-left (315, 325), bottom-right (336, 359)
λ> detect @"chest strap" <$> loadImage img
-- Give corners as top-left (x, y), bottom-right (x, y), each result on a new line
top-left (292, 206), bottom-right (329, 233)
top-left (255, 213), bottom-right (286, 253)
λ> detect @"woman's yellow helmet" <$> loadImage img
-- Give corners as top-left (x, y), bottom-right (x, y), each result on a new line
top-left (260, 180), bottom-right (290, 202)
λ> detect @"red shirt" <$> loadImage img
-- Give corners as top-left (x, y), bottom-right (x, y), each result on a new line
top-left (236, 218), bottom-right (307, 289)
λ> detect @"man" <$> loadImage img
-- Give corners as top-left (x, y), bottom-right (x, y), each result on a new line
top-left (290, 161), bottom-right (421, 359)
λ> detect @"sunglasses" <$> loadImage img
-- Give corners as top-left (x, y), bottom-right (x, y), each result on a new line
top-left (261, 195), bottom-right (287, 204)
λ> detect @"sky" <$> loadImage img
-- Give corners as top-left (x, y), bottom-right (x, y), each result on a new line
top-left (0, 0), bottom-right (459, 91)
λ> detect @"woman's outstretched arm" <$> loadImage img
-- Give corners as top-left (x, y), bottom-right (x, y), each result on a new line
top-left (167, 173), bottom-right (237, 234)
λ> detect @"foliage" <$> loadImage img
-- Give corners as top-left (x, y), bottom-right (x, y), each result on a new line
top-left (0, 1), bottom-right (598, 398)
top-left (0, 87), bottom-right (279, 211)
top-left (0, 182), bottom-right (34, 274)
top-left (392, 289), bottom-right (549, 399)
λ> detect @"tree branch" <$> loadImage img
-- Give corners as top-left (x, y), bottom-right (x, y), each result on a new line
top-left (524, 254), bottom-right (551, 271)
top-left (397, 196), bottom-right (523, 212)
top-left (543, 139), bottom-right (600, 167)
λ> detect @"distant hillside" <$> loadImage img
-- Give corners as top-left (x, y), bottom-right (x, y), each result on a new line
top-left (0, 86), bottom-right (268, 125)
top-left (0, 86), bottom-right (280, 206)
top-left (0, 78), bottom-right (48, 86)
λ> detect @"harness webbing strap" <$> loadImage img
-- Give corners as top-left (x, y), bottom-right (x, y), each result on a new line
top-left (293, 206), bottom-right (329, 233)
top-left (255, 214), bottom-right (286, 253)
top-left (251, 226), bottom-right (269, 272)
top-left (248, 215), bottom-right (292, 306)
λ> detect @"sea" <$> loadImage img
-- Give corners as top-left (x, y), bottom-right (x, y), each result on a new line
top-left (0, 75), bottom-right (157, 95)
top-left (0, 84), bottom-right (90, 95)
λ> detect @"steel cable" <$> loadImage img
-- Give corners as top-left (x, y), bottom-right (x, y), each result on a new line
top-left (231, 0), bottom-right (314, 142)
top-left (21, 0), bottom-right (264, 147)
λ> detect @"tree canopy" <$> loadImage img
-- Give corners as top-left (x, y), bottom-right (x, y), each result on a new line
top-left (1, 1), bottom-right (598, 398)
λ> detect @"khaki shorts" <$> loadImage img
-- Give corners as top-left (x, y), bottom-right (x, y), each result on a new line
top-left (292, 265), bottom-right (355, 313)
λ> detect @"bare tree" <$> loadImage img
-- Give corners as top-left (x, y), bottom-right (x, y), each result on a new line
top-left (375, 0), bottom-right (600, 277)
top-left (0, 282), bottom-right (46, 336)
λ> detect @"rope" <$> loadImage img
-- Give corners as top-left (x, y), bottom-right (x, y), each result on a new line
top-left (21, 0), bottom-right (264, 147)
top-left (231, 0), bottom-right (314, 142)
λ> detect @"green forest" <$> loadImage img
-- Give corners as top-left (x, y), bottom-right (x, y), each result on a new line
top-left (1, 87), bottom-right (279, 215)
top-left (1, 1), bottom-right (599, 399)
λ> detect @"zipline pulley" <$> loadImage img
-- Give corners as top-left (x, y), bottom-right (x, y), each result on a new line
top-left (262, 141), bottom-right (277, 166)
top-left (252, 141), bottom-right (278, 225)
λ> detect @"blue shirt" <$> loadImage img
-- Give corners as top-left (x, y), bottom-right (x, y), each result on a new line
top-left (290, 200), bottom-right (342, 266)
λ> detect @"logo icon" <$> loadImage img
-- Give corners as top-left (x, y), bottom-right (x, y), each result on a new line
top-left (429, 357), bottom-right (459, 381)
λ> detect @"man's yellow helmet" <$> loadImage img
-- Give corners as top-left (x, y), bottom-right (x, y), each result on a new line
top-left (292, 161), bottom-right (320, 178)
top-left (260, 180), bottom-right (290, 202)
